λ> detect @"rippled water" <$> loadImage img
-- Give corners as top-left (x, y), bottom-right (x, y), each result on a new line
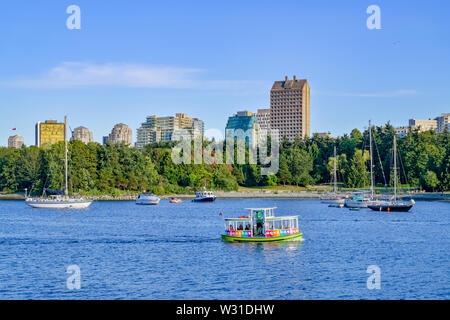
top-left (0, 199), bottom-right (448, 300)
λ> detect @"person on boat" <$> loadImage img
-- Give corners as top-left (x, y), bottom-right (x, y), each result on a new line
top-left (245, 224), bottom-right (250, 231)
top-left (238, 224), bottom-right (243, 231)
top-left (255, 210), bottom-right (264, 235)
top-left (229, 225), bottom-right (234, 232)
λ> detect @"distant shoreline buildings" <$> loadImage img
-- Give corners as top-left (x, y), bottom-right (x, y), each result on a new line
top-left (104, 123), bottom-right (133, 146)
top-left (225, 111), bottom-right (260, 148)
top-left (270, 76), bottom-right (310, 141)
top-left (395, 113), bottom-right (450, 137)
top-left (4, 75), bottom-right (448, 148)
top-left (256, 108), bottom-right (271, 141)
top-left (71, 126), bottom-right (94, 144)
top-left (224, 75), bottom-right (311, 144)
top-left (8, 135), bottom-right (24, 149)
top-left (136, 113), bottom-right (204, 149)
top-left (35, 120), bottom-right (66, 147)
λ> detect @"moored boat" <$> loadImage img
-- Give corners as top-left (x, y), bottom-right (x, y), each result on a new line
top-left (170, 197), bottom-right (182, 203)
top-left (368, 135), bottom-right (415, 213)
top-left (344, 192), bottom-right (370, 208)
top-left (368, 200), bottom-right (415, 212)
top-left (222, 207), bottom-right (303, 242)
top-left (193, 189), bottom-right (216, 202)
top-left (25, 116), bottom-right (92, 210)
top-left (136, 193), bottom-right (160, 205)
top-left (321, 146), bottom-right (346, 205)
top-left (26, 195), bottom-right (92, 209)
top-left (321, 196), bottom-right (346, 205)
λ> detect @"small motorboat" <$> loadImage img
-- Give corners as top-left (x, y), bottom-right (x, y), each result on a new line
top-left (170, 197), bottom-right (182, 203)
top-left (136, 193), bottom-right (160, 205)
top-left (192, 188), bottom-right (216, 202)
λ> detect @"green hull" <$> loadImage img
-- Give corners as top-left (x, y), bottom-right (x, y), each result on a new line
top-left (222, 233), bottom-right (303, 242)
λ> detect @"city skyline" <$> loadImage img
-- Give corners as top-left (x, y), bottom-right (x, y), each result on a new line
top-left (1, 1), bottom-right (450, 146)
top-left (4, 110), bottom-right (450, 147)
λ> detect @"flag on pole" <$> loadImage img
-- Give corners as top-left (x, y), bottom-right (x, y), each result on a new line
top-left (12, 128), bottom-right (16, 131)
top-left (219, 212), bottom-right (223, 217)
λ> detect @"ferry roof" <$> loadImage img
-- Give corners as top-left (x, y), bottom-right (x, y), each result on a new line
top-left (225, 215), bottom-right (298, 222)
top-left (245, 207), bottom-right (278, 210)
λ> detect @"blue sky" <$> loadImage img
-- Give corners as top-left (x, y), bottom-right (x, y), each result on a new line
top-left (1, 0), bottom-right (449, 145)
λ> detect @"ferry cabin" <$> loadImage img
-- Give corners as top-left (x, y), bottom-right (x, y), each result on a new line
top-left (224, 208), bottom-right (300, 239)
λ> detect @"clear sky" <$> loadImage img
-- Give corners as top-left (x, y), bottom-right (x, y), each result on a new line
top-left (1, 0), bottom-right (449, 145)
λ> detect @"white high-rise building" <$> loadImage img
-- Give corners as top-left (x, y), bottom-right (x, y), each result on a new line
top-left (436, 113), bottom-right (450, 133)
top-left (136, 113), bottom-right (204, 149)
top-left (257, 108), bottom-right (271, 141)
top-left (408, 118), bottom-right (438, 132)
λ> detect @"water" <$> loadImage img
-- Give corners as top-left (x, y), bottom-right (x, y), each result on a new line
top-left (0, 199), bottom-right (448, 300)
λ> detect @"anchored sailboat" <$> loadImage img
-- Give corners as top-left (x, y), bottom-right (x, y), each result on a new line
top-left (25, 116), bottom-right (92, 209)
top-left (368, 135), bottom-right (415, 212)
top-left (321, 146), bottom-right (346, 205)
top-left (345, 121), bottom-right (375, 209)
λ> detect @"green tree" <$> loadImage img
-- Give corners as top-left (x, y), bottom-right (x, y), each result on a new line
top-left (346, 150), bottom-right (370, 188)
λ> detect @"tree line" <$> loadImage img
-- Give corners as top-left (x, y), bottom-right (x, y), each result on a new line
top-left (0, 124), bottom-right (449, 195)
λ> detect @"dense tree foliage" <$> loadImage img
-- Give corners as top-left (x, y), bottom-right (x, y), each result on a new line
top-left (0, 125), bottom-right (449, 195)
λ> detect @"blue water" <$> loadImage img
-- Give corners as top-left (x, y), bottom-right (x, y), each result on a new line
top-left (0, 199), bottom-right (448, 300)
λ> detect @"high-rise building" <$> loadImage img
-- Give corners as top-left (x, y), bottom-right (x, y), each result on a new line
top-left (408, 118), bottom-right (438, 132)
top-left (104, 124), bottom-right (133, 146)
top-left (270, 76), bottom-right (310, 141)
top-left (225, 111), bottom-right (259, 148)
top-left (35, 120), bottom-right (66, 147)
top-left (8, 135), bottom-right (24, 149)
top-left (71, 126), bottom-right (94, 144)
top-left (257, 108), bottom-right (271, 141)
top-left (136, 113), bottom-right (204, 149)
top-left (436, 113), bottom-right (450, 133)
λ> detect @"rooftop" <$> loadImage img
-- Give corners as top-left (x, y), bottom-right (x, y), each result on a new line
top-left (271, 76), bottom-right (307, 91)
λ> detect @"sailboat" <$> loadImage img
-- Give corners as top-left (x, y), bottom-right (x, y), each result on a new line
top-left (345, 121), bottom-right (375, 209)
top-left (321, 146), bottom-right (346, 205)
top-left (25, 116), bottom-right (93, 209)
top-left (368, 135), bottom-right (415, 212)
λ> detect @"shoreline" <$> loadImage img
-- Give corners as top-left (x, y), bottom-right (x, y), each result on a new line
top-left (1, 192), bottom-right (449, 201)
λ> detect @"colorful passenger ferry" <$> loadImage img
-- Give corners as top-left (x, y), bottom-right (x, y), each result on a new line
top-left (222, 207), bottom-right (303, 242)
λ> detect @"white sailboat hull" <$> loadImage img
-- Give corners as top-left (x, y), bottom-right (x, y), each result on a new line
top-left (321, 198), bottom-right (345, 204)
top-left (344, 199), bottom-right (369, 208)
top-left (26, 199), bottom-right (92, 209)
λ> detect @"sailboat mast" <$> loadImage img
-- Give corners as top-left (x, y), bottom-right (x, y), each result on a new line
top-left (393, 135), bottom-right (397, 202)
top-left (369, 121), bottom-right (374, 199)
top-left (334, 145), bottom-right (337, 194)
top-left (65, 116), bottom-right (68, 196)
